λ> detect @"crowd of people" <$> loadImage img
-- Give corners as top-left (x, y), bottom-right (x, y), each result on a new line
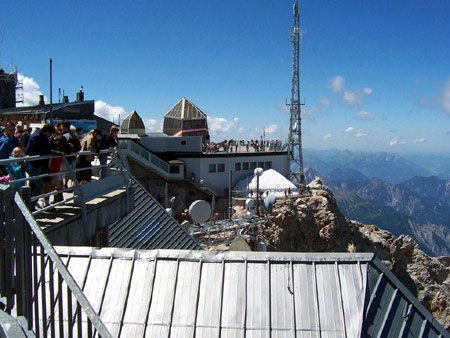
top-left (205, 138), bottom-right (282, 153)
top-left (0, 121), bottom-right (119, 210)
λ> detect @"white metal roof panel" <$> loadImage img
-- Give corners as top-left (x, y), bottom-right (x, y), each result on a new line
top-left (34, 248), bottom-right (449, 338)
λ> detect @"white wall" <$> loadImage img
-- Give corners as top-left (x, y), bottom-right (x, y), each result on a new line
top-left (139, 135), bottom-right (202, 153)
top-left (179, 153), bottom-right (289, 196)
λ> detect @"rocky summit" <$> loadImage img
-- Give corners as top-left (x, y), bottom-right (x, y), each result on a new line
top-left (262, 177), bottom-right (450, 330)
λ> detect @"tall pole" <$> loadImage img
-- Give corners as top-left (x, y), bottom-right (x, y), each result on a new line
top-left (287, 2), bottom-right (305, 191)
top-left (49, 58), bottom-right (53, 124)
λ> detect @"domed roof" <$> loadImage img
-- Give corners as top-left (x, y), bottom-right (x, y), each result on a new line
top-left (165, 97), bottom-right (207, 120)
top-left (121, 110), bottom-right (146, 136)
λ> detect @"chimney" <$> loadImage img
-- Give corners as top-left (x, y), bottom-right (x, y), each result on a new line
top-left (76, 85), bottom-right (84, 102)
top-left (38, 95), bottom-right (45, 105)
top-left (62, 96), bottom-right (69, 103)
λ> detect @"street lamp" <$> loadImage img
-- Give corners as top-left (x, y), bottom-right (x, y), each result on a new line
top-left (254, 167), bottom-right (264, 216)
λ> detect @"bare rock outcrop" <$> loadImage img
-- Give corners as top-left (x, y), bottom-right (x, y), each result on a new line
top-left (263, 178), bottom-right (450, 329)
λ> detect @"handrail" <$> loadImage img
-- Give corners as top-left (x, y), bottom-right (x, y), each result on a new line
top-left (118, 139), bottom-right (184, 180)
top-left (0, 148), bottom-right (128, 219)
top-left (0, 184), bottom-right (113, 337)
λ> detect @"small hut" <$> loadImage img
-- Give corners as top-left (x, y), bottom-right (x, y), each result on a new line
top-left (163, 97), bottom-right (210, 143)
top-left (120, 110), bottom-right (146, 136)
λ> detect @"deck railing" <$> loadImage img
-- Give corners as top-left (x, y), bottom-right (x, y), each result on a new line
top-left (0, 184), bottom-right (112, 337)
top-left (0, 148), bottom-right (131, 227)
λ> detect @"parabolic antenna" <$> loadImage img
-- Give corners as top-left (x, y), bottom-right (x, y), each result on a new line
top-left (245, 198), bottom-right (255, 209)
top-left (264, 194), bottom-right (276, 213)
top-left (189, 200), bottom-right (212, 223)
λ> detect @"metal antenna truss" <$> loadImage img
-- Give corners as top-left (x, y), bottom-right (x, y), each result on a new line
top-left (287, 1), bottom-right (306, 190)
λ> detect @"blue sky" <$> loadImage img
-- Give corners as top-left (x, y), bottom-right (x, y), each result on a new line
top-left (1, 0), bottom-right (449, 153)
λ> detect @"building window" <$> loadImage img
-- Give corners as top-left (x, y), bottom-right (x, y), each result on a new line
top-left (181, 140), bottom-right (186, 145)
top-left (218, 163), bottom-right (225, 172)
top-left (250, 162), bottom-right (256, 170)
top-left (258, 162), bottom-right (264, 168)
top-left (170, 165), bottom-right (180, 174)
top-left (264, 161), bottom-right (272, 170)
top-left (235, 162), bottom-right (241, 171)
top-left (209, 164), bottom-right (216, 173)
top-left (243, 162), bottom-right (249, 170)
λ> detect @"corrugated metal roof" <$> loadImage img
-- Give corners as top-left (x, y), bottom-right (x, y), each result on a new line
top-left (108, 176), bottom-right (202, 250)
top-left (164, 97), bottom-right (207, 120)
top-left (45, 248), bottom-right (449, 338)
top-left (120, 110), bottom-right (146, 133)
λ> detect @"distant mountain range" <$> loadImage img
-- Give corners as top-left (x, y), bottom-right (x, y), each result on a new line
top-left (302, 149), bottom-right (450, 256)
top-left (303, 149), bottom-right (450, 183)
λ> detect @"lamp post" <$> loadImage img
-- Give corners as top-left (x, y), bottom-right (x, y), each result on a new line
top-left (254, 167), bottom-right (264, 216)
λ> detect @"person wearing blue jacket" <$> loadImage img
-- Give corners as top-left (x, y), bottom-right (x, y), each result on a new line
top-left (0, 123), bottom-right (19, 174)
top-left (6, 147), bottom-right (31, 188)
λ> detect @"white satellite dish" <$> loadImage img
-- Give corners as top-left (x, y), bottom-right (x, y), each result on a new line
top-left (245, 198), bottom-right (255, 209)
top-left (165, 208), bottom-right (173, 216)
top-left (189, 200), bottom-right (212, 223)
top-left (181, 220), bottom-right (190, 231)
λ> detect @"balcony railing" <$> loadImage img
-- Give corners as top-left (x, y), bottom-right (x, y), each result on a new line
top-left (0, 185), bottom-right (112, 337)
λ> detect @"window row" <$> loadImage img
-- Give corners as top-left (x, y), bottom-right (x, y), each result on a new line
top-left (208, 161), bottom-right (272, 174)
top-left (209, 163), bottom-right (225, 173)
top-left (235, 161), bottom-right (271, 171)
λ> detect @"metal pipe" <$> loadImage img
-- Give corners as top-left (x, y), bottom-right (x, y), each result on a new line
top-left (49, 58), bottom-right (53, 124)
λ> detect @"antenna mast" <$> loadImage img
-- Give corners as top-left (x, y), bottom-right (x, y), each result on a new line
top-left (287, 1), bottom-right (305, 190)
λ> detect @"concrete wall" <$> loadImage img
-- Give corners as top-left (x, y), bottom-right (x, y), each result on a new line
top-left (43, 188), bottom-right (134, 246)
top-left (179, 153), bottom-right (289, 196)
top-left (139, 135), bottom-right (202, 153)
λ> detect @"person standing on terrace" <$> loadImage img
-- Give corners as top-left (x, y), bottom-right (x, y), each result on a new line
top-left (99, 126), bottom-right (119, 178)
top-left (0, 123), bottom-right (19, 175)
top-left (26, 124), bottom-right (56, 210)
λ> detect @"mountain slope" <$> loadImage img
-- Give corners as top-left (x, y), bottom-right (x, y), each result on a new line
top-left (263, 178), bottom-right (450, 330)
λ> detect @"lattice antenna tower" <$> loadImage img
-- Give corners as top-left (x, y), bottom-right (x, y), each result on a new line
top-left (14, 65), bottom-right (24, 106)
top-left (287, 1), bottom-right (305, 190)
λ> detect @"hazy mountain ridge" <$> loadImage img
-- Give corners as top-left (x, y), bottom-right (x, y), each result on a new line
top-left (303, 149), bottom-right (433, 183)
top-left (304, 166), bottom-right (450, 257)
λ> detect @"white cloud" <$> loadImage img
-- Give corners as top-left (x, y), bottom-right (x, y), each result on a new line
top-left (328, 76), bottom-right (345, 93)
top-left (322, 133), bottom-right (332, 140)
top-left (18, 73), bottom-right (47, 106)
top-left (346, 126), bottom-right (368, 137)
top-left (143, 118), bottom-right (163, 132)
top-left (356, 110), bottom-right (374, 121)
top-left (414, 137), bottom-right (426, 144)
top-left (207, 116), bottom-right (236, 139)
top-left (343, 90), bottom-right (358, 106)
top-left (276, 102), bottom-right (290, 113)
top-left (319, 97), bottom-right (331, 107)
top-left (94, 100), bottom-right (126, 122)
top-left (345, 127), bottom-right (354, 133)
top-left (238, 127), bottom-right (245, 133)
top-left (265, 124), bottom-right (278, 134)
top-left (442, 79), bottom-right (450, 115)
top-left (327, 75), bottom-right (372, 107)
top-left (355, 129), bottom-right (368, 137)
top-left (389, 136), bottom-right (406, 147)
top-left (233, 117), bottom-right (239, 123)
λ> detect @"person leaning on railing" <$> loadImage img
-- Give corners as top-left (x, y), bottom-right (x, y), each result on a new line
top-left (25, 124), bottom-right (57, 210)
top-left (0, 122), bottom-right (19, 175)
top-left (6, 147), bottom-right (32, 189)
top-left (75, 129), bottom-right (102, 184)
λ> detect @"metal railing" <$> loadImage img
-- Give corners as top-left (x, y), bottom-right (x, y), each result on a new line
top-left (118, 139), bottom-right (184, 180)
top-left (0, 184), bottom-right (112, 337)
top-left (0, 148), bottom-right (130, 225)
